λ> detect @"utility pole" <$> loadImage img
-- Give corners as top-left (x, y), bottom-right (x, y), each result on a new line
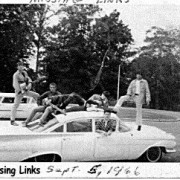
top-left (117, 64), bottom-right (121, 101)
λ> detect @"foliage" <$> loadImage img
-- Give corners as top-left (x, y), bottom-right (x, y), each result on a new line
top-left (130, 27), bottom-right (180, 110)
top-left (43, 5), bottom-right (134, 98)
top-left (0, 4), bottom-right (52, 92)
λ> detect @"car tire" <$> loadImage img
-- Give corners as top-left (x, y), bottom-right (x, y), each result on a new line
top-left (34, 154), bottom-right (57, 162)
top-left (143, 147), bottom-right (162, 162)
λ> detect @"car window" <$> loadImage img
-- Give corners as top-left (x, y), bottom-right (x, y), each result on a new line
top-left (31, 98), bottom-right (36, 104)
top-left (21, 98), bottom-right (28, 104)
top-left (1, 97), bottom-right (29, 104)
top-left (2, 97), bottom-right (14, 103)
top-left (67, 119), bottom-right (92, 132)
top-left (52, 125), bottom-right (64, 133)
top-left (118, 121), bottom-right (131, 132)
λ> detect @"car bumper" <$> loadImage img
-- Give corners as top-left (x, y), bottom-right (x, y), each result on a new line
top-left (165, 148), bottom-right (176, 153)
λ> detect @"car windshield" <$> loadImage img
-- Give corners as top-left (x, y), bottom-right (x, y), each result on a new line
top-left (28, 118), bottom-right (59, 133)
top-left (118, 120), bottom-right (131, 132)
top-left (66, 119), bottom-right (92, 132)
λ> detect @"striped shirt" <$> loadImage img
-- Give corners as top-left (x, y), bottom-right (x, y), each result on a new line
top-left (96, 119), bottom-right (116, 132)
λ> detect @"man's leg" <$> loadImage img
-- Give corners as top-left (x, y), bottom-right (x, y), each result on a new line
top-left (113, 95), bottom-right (130, 119)
top-left (39, 106), bottom-right (53, 125)
top-left (25, 91), bottom-right (40, 101)
top-left (66, 105), bottom-right (85, 112)
top-left (60, 93), bottom-right (85, 109)
top-left (23, 106), bottom-right (45, 126)
top-left (135, 96), bottom-right (143, 131)
top-left (10, 93), bottom-right (23, 126)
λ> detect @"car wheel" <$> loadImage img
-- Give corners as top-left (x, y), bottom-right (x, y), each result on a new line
top-left (34, 154), bottom-right (57, 162)
top-left (143, 147), bottom-right (162, 162)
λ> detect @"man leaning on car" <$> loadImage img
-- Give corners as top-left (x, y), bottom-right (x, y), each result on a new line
top-left (96, 109), bottom-right (116, 136)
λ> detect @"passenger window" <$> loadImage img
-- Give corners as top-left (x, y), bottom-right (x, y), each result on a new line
top-left (21, 98), bottom-right (28, 103)
top-left (118, 121), bottom-right (131, 132)
top-left (2, 97), bottom-right (14, 103)
top-left (31, 98), bottom-right (36, 104)
top-left (67, 119), bottom-right (92, 132)
top-left (52, 125), bottom-right (63, 132)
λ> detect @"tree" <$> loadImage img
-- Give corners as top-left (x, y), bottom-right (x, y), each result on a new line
top-left (0, 5), bottom-right (35, 92)
top-left (43, 5), bottom-right (134, 99)
top-left (130, 27), bottom-right (180, 110)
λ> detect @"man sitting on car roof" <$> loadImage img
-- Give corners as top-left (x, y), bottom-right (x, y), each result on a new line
top-left (22, 82), bottom-right (61, 127)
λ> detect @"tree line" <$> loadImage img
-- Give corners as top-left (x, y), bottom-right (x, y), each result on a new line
top-left (0, 4), bottom-right (180, 111)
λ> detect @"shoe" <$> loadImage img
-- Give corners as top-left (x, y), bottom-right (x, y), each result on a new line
top-left (137, 125), bottom-right (141, 131)
top-left (11, 121), bottom-right (19, 126)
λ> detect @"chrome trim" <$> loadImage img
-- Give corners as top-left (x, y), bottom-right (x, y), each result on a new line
top-left (166, 148), bottom-right (176, 153)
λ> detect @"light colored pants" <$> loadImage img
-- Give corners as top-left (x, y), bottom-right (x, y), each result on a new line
top-left (114, 95), bottom-right (143, 126)
top-left (11, 91), bottom-right (39, 121)
top-left (25, 105), bottom-right (46, 124)
top-left (39, 106), bottom-right (54, 124)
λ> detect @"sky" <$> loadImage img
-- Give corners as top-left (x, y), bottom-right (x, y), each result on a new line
top-left (49, 0), bottom-right (180, 47)
top-left (6, 0), bottom-right (179, 69)
top-left (99, 2), bottom-right (180, 47)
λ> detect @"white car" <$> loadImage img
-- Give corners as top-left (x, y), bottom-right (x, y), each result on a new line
top-left (0, 110), bottom-right (176, 162)
top-left (0, 93), bottom-right (37, 119)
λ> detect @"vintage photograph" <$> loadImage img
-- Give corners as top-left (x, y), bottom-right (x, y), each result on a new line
top-left (0, 0), bottom-right (180, 166)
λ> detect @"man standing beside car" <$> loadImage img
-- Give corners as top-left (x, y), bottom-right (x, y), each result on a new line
top-left (10, 62), bottom-right (40, 126)
top-left (113, 71), bottom-right (151, 131)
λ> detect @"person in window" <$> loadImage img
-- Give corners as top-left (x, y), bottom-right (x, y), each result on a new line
top-left (22, 82), bottom-right (61, 127)
top-left (96, 109), bottom-right (116, 136)
top-left (113, 70), bottom-right (151, 131)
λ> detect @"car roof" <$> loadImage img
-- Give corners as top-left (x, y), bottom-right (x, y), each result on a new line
top-left (0, 93), bottom-right (15, 97)
top-left (55, 110), bottom-right (119, 124)
top-left (0, 93), bottom-right (31, 98)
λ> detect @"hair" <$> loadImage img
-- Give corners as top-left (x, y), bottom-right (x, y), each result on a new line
top-left (135, 70), bottom-right (143, 76)
top-left (49, 82), bottom-right (57, 87)
top-left (17, 62), bottom-right (24, 67)
top-left (102, 91), bottom-right (110, 97)
top-left (104, 107), bottom-right (117, 114)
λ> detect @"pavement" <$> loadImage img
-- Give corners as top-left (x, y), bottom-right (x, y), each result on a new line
top-left (117, 107), bottom-right (180, 122)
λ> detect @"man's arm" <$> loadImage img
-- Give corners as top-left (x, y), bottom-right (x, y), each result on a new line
top-left (126, 80), bottom-right (134, 96)
top-left (96, 129), bottom-right (106, 135)
top-left (88, 94), bottom-right (102, 106)
top-left (37, 91), bottom-right (49, 105)
top-left (145, 80), bottom-right (151, 105)
top-left (13, 73), bottom-right (20, 92)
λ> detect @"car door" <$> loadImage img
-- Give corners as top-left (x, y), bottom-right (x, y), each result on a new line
top-left (61, 118), bottom-right (95, 161)
top-left (94, 118), bottom-right (131, 161)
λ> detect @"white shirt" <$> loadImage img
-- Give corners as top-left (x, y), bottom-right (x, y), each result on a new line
top-left (135, 80), bottom-right (141, 94)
